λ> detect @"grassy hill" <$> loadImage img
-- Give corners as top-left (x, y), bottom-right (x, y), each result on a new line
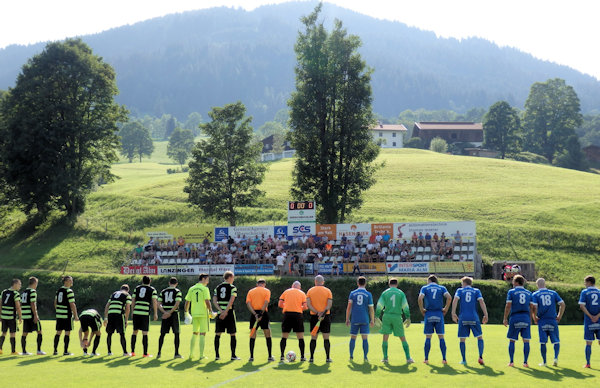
top-left (1, 148), bottom-right (599, 283)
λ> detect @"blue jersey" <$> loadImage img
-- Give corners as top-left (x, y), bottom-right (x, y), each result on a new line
top-left (532, 288), bottom-right (563, 320)
top-left (454, 286), bottom-right (483, 321)
top-left (419, 283), bottom-right (449, 312)
top-left (506, 286), bottom-right (532, 317)
top-left (579, 287), bottom-right (600, 325)
top-left (348, 288), bottom-right (373, 324)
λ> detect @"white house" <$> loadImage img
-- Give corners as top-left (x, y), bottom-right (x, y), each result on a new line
top-left (370, 123), bottom-right (407, 148)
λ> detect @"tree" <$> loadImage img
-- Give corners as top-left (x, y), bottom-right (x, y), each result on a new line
top-left (0, 39), bottom-right (127, 219)
top-left (523, 78), bottom-right (583, 163)
top-left (288, 4), bottom-right (379, 224)
top-left (257, 121), bottom-right (286, 138)
top-left (167, 128), bottom-right (195, 166)
top-left (164, 116), bottom-right (177, 139)
top-left (553, 135), bottom-right (588, 171)
top-left (483, 101), bottom-right (521, 159)
top-left (183, 112), bottom-right (203, 135)
top-left (429, 137), bottom-right (448, 153)
top-left (119, 121), bottom-right (154, 162)
top-left (184, 102), bottom-right (266, 226)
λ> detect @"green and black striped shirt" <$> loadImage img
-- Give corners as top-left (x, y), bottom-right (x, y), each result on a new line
top-left (107, 290), bottom-right (132, 315)
top-left (132, 285), bottom-right (157, 316)
top-left (21, 288), bottom-right (37, 320)
top-left (1, 289), bottom-right (21, 320)
top-left (55, 286), bottom-right (75, 319)
top-left (214, 282), bottom-right (237, 311)
top-left (158, 287), bottom-right (182, 311)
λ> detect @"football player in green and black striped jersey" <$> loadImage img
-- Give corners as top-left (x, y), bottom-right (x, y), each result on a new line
top-left (54, 276), bottom-right (79, 356)
top-left (103, 284), bottom-right (132, 356)
top-left (130, 276), bottom-right (158, 357)
top-left (213, 271), bottom-right (239, 360)
top-left (21, 277), bottom-right (45, 355)
top-left (79, 309), bottom-right (103, 356)
top-left (1, 279), bottom-right (22, 355)
top-left (157, 277), bottom-right (183, 359)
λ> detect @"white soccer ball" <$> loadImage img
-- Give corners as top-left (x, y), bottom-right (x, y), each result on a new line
top-left (286, 350), bottom-right (297, 362)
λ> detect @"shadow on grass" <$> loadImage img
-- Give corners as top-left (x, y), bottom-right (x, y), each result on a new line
top-left (517, 365), bottom-right (595, 381)
top-left (82, 356), bottom-right (111, 364)
top-left (302, 362), bottom-right (331, 375)
top-left (17, 356), bottom-right (51, 366)
top-left (166, 358), bottom-right (197, 371)
top-left (380, 363), bottom-right (418, 374)
top-left (274, 360), bottom-right (306, 371)
top-left (427, 363), bottom-right (467, 375)
top-left (135, 358), bottom-right (163, 369)
top-left (58, 356), bottom-right (87, 363)
top-left (200, 359), bottom-right (234, 372)
top-left (347, 360), bottom-right (378, 374)
top-left (236, 361), bottom-right (269, 372)
top-left (465, 364), bottom-right (504, 376)
top-left (104, 356), bottom-right (135, 368)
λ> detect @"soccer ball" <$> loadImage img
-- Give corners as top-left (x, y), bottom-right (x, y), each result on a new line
top-left (286, 350), bottom-right (297, 362)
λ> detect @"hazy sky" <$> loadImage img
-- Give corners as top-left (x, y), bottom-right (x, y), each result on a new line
top-left (1, 0), bottom-right (598, 79)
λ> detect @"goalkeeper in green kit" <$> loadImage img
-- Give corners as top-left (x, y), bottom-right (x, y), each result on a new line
top-left (375, 278), bottom-right (414, 364)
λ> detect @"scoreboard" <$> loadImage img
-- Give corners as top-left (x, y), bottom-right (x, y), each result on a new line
top-left (287, 200), bottom-right (316, 224)
top-left (288, 201), bottom-right (314, 211)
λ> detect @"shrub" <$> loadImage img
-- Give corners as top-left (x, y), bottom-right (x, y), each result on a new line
top-left (509, 151), bottom-right (549, 164)
top-left (404, 137), bottom-right (424, 149)
top-left (429, 137), bottom-right (448, 153)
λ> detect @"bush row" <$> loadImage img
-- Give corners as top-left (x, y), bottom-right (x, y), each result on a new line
top-left (0, 270), bottom-right (588, 325)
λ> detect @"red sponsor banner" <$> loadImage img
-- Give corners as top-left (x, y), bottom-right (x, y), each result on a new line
top-left (371, 223), bottom-right (393, 237)
top-left (120, 265), bottom-right (157, 275)
top-left (316, 224), bottom-right (337, 240)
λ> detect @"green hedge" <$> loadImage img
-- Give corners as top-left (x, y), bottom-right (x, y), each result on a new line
top-left (0, 270), bottom-right (587, 325)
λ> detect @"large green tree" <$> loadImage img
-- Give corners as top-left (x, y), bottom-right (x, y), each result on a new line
top-left (0, 39), bottom-right (127, 219)
top-left (483, 101), bottom-right (521, 159)
top-left (523, 78), bottom-right (583, 163)
top-left (184, 102), bottom-right (266, 226)
top-left (167, 128), bottom-right (195, 166)
top-left (288, 4), bottom-right (379, 223)
top-left (119, 121), bottom-right (154, 162)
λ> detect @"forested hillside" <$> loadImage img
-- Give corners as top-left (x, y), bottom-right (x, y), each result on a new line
top-left (1, 2), bottom-right (599, 126)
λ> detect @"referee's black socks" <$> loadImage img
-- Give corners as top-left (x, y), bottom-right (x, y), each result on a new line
top-left (280, 337), bottom-right (287, 357)
top-left (324, 339), bottom-right (331, 359)
top-left (310, 339), bottom-right (317, 359)
top-left (266, 337), bottom-right (272, 357)
top-left (299, 338), bottom-right (305, 358)
top-left (249, 338), bottom-right (256, 358)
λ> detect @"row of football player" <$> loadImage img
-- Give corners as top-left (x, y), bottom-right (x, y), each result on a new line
top-left (1, 273), bottom-right (600, 367)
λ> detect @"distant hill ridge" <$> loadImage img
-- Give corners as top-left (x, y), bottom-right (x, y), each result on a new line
top-left (1, 2), bottom-right (599, 126)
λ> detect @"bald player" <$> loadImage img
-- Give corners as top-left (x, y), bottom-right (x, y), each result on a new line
top-left (306, 275), bottom-right (333, 363)
top-left (246, 279), bottom-right (274, 361)
top-left (278, 281), bottom-right (308, 362)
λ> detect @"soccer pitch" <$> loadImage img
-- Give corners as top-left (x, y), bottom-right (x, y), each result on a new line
top-left (0, 321), bottom-right (598, 387)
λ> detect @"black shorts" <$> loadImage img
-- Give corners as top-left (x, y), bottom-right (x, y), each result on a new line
top-left (23, 319), bottom-right (42, 333)
top-left (282, 312), bottom-right (304, 333)
top-left (133, 315), bottom-right (150, 332)
top-left (106, 314), bottom-right (126, 334)
top-left (160, 312), bottom-right (180, 334)
top-left (249, 311), bottom-right (271, 330)
top-left (56, 318), bottom-right (73, 332)
top-left (309, 314), bottom-right (331, 334)
top-left (80, 316), bottom-right (100, 333)
top-left (215, 311), bottom-right (237, 334)
top-left (1, 319), bottom-right (17, 333)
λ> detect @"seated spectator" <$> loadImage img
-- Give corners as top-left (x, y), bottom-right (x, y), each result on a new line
top-left (432, 233), bottom-right (439, 243)
top-left (375, 232), bottom-right (383, 244)
top-left (425, 232), bottom-right (431, 246)
top-left (134, 244), bottom-right (143, 260)
top-left (378, 249), bottom-right (386, 262)
top-left (454, 230), bottom-right (462, 247)
top-left (411, 232), bottom-right (418, 246)
top-left (325, 242), bottom-right (333, 252)
top-left (417, 232), bottom-right (425, 247)
top-left (301, 234), bottom-right (308, 246)
top-left (431, 240), bottom-right (438, 254)
top-left (382, 231), bottom-right (391, 245)
top-left (366, 242), bottom-right (374, 253)
top-left (369, 233), bottom-right (377, 245)
top-left (400, 249), bottom-right (408, 262)
top-left (177, 236), bottom-right (185, 248)
top-left (341, 234), bottom-right (347, 244)
top-left (307, 235), bottom-right (315, 249)
top-left (355, 233), bottom-right (363, 245)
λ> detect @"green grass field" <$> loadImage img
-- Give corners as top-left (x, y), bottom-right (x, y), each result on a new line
top-left (1, 148), bottom-right (599, 283)
top-left (1, 321), bottom-right (599, 387)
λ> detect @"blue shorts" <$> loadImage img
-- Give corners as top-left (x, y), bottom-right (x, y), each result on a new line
top-left (507, 318), bottom-right (531, 341)
top-left (538, 319), bottom-right (559, 344)
top-left (424, 312), bottom-right (444, 335)
top-left (457, 319), bottom-right (482, 338)
top-left (584, 322), bottom-right (600, 341)
top-left (350, 323), bottom-right (370, 336)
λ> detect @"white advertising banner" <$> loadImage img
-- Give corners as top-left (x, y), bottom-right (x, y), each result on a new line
top-left (336, 223), bottom-right (371, 240)
top-left (386, 262), bottom-right (430, 273)
top-left (229, 226), bottom-right (274, 238)
top-left (158, 265), bottom-right (234, 275)
top-left (392, 221), bottom-right (476, 241)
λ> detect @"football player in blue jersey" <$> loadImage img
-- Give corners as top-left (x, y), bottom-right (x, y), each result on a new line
top-left (531, 278), bottom-right (565, 366)
top-left (451, 276), bottom-right (488, 365)
top-left (418, 275), bottom-right (451, 364)
top-left (503, 275), bottom-right (533, 367)
top-left (579, 275), bottom-right (600, 368)
top-left (346, 276), bottom-right (374, 362)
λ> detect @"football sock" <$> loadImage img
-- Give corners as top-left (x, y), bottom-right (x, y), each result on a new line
top-left (362, 339), bottom-right (369, 359)
top-left (299, 338), bottom-right (305, 358)
top-left (424, 338), bottom-right (431, 360)
top-left (585, 344), bottom-right (591, 365)
top-left (131, 334), bottom-right (137, 353)
top-left (190, 334), bottom-right (197, 358)
top-left (37, 334), bottom-right (43, 352)
top-left (540, 344), bottom-right (547, 364)
top-left (198, 335), bottom-right (205, 358)
top-left (280, 338), bottom-right (287, 357)
top-left (63, 336), bottom-right (69, 353)
top-left (231, 336), bottom-right (237, 357)
top-left (53, 334), bottom-right (60, 352)
top-left (93, 336), bottom-right (100, 353)
top-left (214, 335), bottom-right (221, 358)
top-left (0, 335), bottom-right (4, 350)
top-left (10, 337), bottom-right (16, 353)
top-left (142, 335), bottom-right (148, 355)
top-left (477, 338), bottom-right (484, 358)
top-left (21, 336), bottom-right (27, 353)
top-left (460, 341), bottom-right (466, 362)
top-left (174, 333), bottom-right (180, 355)
top-left (107, 334), bottom-right (112, 353)
top-left (382, 341), bottom-right (388, 359)
top-left (324, 339), bottom-right (331, 359)
top-left (349, 338), bottom-right (356, 358)
top-left (508, 341), bottom-right (515, 363)
top-left (120, 334), bottom-right (127, 353)
top-left (553, 343), bottom-right (560, 359)
top-left (249, 338), bottom-right (256, 358)
top-left (310, 339), bottom-right (317, 358)
top-left (402, 340), bottom-right (411, 360)
top-left (439, 338), bottom-right (447, 360)
top-left (266, 337), bottom-right (272, 357)
top-left (523, 342), bottom-right (530, 363)
top-left (158, 334), bottom-right (165, 354)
